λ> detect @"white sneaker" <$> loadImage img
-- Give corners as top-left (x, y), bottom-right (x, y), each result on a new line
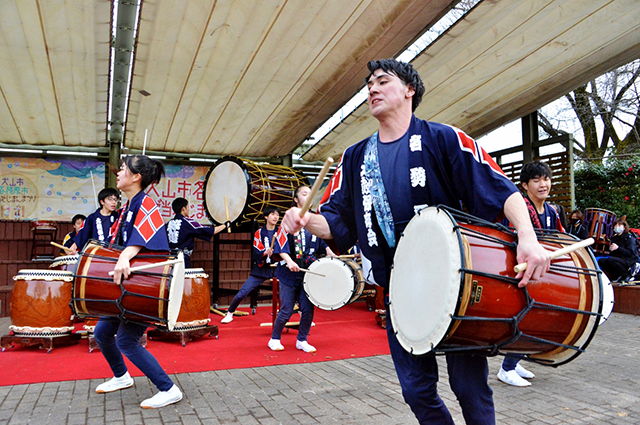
top-left (296, 340), bottom-right (316, 353)
top-left (221, 312), bottom-right (234, 324)
top-left (497, 368), bottom-right (531, 387)
top-left (140, 384), bottom-right (183, 409)
top-left (268, 338), bottom-right (284, 351)
top-left (515, 363), bottom-right (535, 379)
top-left (95, 372), bottom-right (134, 393)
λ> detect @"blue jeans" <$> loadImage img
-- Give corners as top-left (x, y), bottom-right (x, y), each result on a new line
top-left (228, 275), bottom-right (268, 313)
top-left (501, 353), bottom-right (524, 371)
top-left (271, 278), bottom-right (314, 342)
top-left (387, 312), bottom-right (495, 424)
top-left (94, 318), bottom-right (174, 391)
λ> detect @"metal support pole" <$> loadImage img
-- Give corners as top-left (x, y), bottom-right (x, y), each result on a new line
top-left (108, 141), bottom-right (121, 189)
top-left (521, 111), bottom-right (539, 164)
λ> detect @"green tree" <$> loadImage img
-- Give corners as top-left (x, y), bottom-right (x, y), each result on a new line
top-left (574, 156), bottom-right (640, 227)
top-left (539, 59), bottom-right (640, 161)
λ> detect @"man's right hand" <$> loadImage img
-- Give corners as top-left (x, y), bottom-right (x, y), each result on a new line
top-left (282, 207), bottom-right (310, 234)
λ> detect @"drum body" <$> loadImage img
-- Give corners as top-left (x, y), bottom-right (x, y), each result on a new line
top-left (174, 269), bottom-right (211, 330)
top-left (303, 257), bottom-right (365, 310)
top-left (583, 208), bottom-right (617, 253)
top-left (72, 241), bottom-right (185, 331)
top-left (389, 206), bottom-right (604, 366)
top-left (50, 255), bottom-right (79, 272)
top-left (10, 270), bottom-right (75, 336)
top-left (203, 156), bottom-right (309, 226)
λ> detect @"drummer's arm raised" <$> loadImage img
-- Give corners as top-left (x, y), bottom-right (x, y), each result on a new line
top-left (282, 208), bottom-right (332, 240)
top-left (503, 192), bottom-right (551, 287)
top-left (113, 245), bottom-right (143, 284)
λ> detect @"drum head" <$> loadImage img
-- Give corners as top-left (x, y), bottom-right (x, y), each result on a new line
top-left (304, 257), bottom-right (357, 310)
top-left (600, 273), bottom-right (614, 325)
top-left (203, 157), bottom-right (249, 224)
top-left (389, 207), bottom-right (462, 355)
top-left (167, 252), bottom-right (185, 331)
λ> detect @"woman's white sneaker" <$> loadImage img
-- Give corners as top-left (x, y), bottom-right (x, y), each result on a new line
top-left (140, 384), bottom-right (183, 409)
top-left (95, 372), bottom-right (134, 393)
top-left (221, 312), bottom-right (234, 324)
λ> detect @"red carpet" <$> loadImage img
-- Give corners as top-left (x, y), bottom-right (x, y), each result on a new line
top-left (0, 302), bottom-right (389, 386)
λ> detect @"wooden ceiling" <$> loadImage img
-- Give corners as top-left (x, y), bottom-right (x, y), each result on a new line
top-left (1, 0), bottom-right (639, 162)
top-left (304, 0), bottom-right (640, 161)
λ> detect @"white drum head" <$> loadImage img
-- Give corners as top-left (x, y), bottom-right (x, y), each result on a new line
top-left (167, 252), bottom-right (185, 331)
top-left (389, 207), bottom-right (462, 355)
top-left (304, 257), bottom-right (356, 310)
top-left (600, 273), bottom-right (614, 325)
top-left (204, 159), bottom-right (248, 224)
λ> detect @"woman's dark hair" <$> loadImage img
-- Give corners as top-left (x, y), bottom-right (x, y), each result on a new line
top-left (293, 185), bottom-right (310, 207)
top-left (614, 218), bottom-right (630, 233)
top-left (172, 197), bottom-right (189, 214)
top-left (570, 209), bottom-right (584, 221)
top-left (122, 155), bottom-right (165, 190)
top-left (365, 59), bottom-right (425, 112)
top-left (520, 161), bottom-right (552, 184)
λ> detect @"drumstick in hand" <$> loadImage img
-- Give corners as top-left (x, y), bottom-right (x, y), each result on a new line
top-left (514, 237), bottom-right (594, 273)
top-left (51, 241), bottom-right (72, 253)
top-left (299, 157), bottom-right (334, 217)
top-left (224, 195), bottom-right (232, 233)
top-left (300, 267), bottom-right (325, 278)
top-left (108, 258), bottom-right (184, 276)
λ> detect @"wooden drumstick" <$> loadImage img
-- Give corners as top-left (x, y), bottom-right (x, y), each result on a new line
top-left (50, 241), bottom-right (72, 253)
top-left (108, 258), bottom-right (184, 276)
top-left (299, 157), bottom-right (334, 217)
top-left (300, 267), bottom-right (325, 277)
top-left (513, 237), bottom-right (594, 273)
top-left (224, 195), bottom-right (231, 233)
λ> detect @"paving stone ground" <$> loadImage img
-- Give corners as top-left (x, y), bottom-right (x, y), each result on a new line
top-left (1, 312), bottom-right (638, 424)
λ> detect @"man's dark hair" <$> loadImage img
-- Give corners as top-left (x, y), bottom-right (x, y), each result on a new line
top-left (71, 214), bottom-right (86, 225)
top-left (172, 197), bottom-right (189, 214)
top-left (293, 185), bottom-right (310, 207)
top-left (263, 205), bottom-right (281, 218)
top-left (520, 161), bottom-right (552, 184)
top-left (365, 59), bottom-right (425, 112)
top-left (98, 187), bottom-right (119, 204)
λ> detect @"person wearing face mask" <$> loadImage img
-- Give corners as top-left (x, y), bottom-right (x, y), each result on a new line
top-left (598, 219), bottom-right (640, 282)
top-left (567, 209), bottom-right (589, 240)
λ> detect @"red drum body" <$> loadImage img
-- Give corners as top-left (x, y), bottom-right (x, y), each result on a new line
top-left (303, 257), bottom-right (365, 310)
top-left (72, 241), bottom-right (185, 331)
top-left (389, 206), bottom-right (605, 366)
top-left (174, 269), bottom-right (211, 330)
top-left (203, 156), bottom-right (309, 226)
top-left (50, 255), bottom-right (79, 272)
top-left (10, 270), bottom-right (75, 336)
top-left (583, 208), bottom-right (617, 254)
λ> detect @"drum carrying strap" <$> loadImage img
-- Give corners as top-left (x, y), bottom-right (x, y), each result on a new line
top-left (364, 132), bottom-right (396, 248)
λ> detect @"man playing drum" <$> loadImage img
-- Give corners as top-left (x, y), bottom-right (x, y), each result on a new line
top-left (68, 188), bottom-right (119, 254)
top-left (94, 155), bottom-right (183, 409)
top-left (270, 186), bottom-right (336, 353)
top-left (221, 205), bottom-right (280, 324)
top-left (498, 160), bottom-right (565, 387)
top-left (281, 59), bottom-right (550, 424)
top-left (166, 197), bottom-right (229, 268)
